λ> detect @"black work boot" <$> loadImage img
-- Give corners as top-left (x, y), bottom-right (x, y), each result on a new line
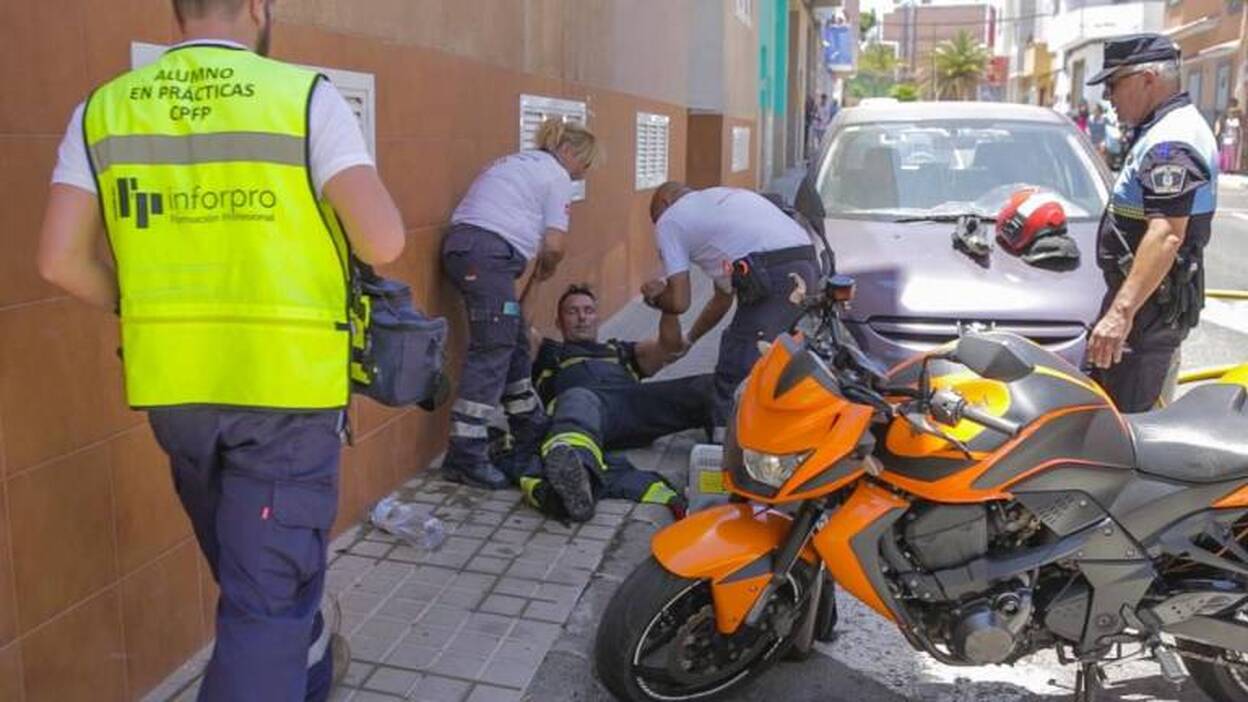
top-left (543, 445), bottom-right (595, 522)
top-left (443, 461), bottom-right (510, 490)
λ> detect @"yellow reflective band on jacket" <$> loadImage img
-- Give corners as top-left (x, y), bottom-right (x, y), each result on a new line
top-left (541, 432), bottom-right (605, 470)
top-left (640, 482), bottom-right (679, 505)
top-left (83, 45), bottom-right (351, 409)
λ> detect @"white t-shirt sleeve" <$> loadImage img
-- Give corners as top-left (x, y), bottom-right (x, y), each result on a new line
top-left (308, 78), bottom-right (374, 196)
top-left (50, 102), bottom-right (97, 194)
top-left (49, 81), bottom-right (373, 198)
top-left (655, 217), bottom-right (691, 277)
top-left (542, 172), bottom-right (573, 233)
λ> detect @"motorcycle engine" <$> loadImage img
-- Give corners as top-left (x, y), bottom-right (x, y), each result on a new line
top-left (951, 588), bottom-right (1034, 664)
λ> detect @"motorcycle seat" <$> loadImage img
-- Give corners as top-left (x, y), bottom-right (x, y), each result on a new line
top-left (1126, 383), bottom-right (1248, 483)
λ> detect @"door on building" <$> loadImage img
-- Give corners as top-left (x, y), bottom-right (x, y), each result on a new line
top-left (1070, 59), bottom-right (1085, 109)
top-left (1217, 61), bottom-right (1232, 117)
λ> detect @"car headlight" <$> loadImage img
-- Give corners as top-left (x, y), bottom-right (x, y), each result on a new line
top-left (741, 448), bottom-right (812, 488)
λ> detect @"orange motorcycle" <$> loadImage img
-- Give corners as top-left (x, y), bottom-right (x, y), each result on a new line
top-left (595, 276), bottom-right (1248, 702)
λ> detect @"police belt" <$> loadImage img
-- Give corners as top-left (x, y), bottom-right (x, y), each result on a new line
top-left (730, 245), bottom-right (816, 305)
top-left (748, 245), bottom-right (817, 267)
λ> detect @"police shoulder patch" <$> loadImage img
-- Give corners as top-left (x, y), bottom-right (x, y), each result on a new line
top-left (1150, 164), bottom-right (1187, 195)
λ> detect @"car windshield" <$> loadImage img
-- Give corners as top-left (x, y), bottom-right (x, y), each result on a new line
top-left (816, 120), bottom-right (1107, 221)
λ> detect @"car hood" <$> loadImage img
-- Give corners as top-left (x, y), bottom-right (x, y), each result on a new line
top-left (827, 217), bottom-right (1107, 327)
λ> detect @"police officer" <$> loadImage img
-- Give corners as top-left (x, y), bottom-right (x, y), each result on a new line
top-left (1086, 35), bottom-right (1218, 412)
top-left (644, 182), bottom-right (820, 440)
top-left (441, 119), bottom-right (600, 489)
top-left (36, 1), bottom-right (405, 699)
top-left (521, 284), bottom-right (710, 521)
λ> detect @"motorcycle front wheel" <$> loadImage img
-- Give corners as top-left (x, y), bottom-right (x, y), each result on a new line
top-left (594, 556), bottom-right (805, 702)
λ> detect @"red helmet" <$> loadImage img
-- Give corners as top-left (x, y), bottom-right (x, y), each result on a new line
top-left (995, 189), bottom-right (1068, 255)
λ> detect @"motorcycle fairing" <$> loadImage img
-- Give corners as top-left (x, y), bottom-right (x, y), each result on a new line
top-left (733, 334), bottom-right (874, 502)
top-left (810, 481), bottom-right (910, 620)
top-left (651, 503), bottom-right (817, 634)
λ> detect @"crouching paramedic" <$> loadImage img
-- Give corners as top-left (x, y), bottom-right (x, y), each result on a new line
top-left (643, 183), bottom-right (820, 441)
top-left (441, 119), bottom-right (600, 489)
top-left (517, 284), bottom-right (712, 521)
top-left (35, 0), bottom-right (406, 699)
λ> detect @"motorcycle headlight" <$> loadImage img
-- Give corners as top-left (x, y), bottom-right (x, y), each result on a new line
top-left (741, 448), bottom-right (812, 488)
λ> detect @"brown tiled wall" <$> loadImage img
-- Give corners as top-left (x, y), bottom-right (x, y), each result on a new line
top-left (0, 4), bottom-right (697, 700)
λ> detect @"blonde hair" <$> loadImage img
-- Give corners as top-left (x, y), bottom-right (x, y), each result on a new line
top-left (535, 117), bottom-right (601, 169)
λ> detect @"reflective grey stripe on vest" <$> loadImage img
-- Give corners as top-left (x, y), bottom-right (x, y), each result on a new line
top-left (89, 132), bottom-right (305, 171)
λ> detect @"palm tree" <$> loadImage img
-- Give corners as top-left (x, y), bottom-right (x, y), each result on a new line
top-left (850, 42), bottom-right (899, 99)
top-left (929, 30), bottom-right (990, 101)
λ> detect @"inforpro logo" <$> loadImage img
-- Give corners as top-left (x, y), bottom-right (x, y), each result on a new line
top-left (115, 177), bottom-right (279, 229)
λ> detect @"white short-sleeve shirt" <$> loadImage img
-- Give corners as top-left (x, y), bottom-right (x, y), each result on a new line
top-left (51, 40), bottom-right (374, 198)
top-left (450, 150), bottom-right (574, 261)
top-left (655, 187), bottom-right (812, 286)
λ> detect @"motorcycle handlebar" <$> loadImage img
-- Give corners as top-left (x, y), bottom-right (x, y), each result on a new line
top-left (960, 404), bottom-right (1021, 437)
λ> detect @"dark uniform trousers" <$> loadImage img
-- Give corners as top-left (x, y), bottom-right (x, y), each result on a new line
top-left (442, 224), bottom-right (546, 470)
top-left (713, 252), bottom-right (820, 434)
top-left (148, 408), bottom-right (341, 702)
top-left (537, 374), bottom-right (713, 505)
top-left (1092, 297), bottom-right (1186, 413)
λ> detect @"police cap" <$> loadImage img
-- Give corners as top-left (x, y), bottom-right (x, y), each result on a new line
top-left (1087, 33), bottom-right (1180, 86)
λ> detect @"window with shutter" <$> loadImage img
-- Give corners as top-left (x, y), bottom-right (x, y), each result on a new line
top-left (519, 94), bottom-right (589, 202)
top-left (130, 42), bottom-right (378, 160)
top-left (634, 112), bottom-right (671, 191)
top-left (731, 126), bottom-right (751, 173)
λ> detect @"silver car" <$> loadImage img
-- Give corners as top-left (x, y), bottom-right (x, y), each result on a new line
top-left (797, 101), bottom-right (1111, 371)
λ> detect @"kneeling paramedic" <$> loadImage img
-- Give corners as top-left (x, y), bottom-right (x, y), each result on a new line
top-left (36, 1), bottom-right (406, 699)
top-left (1085, 34), bottom-right (1218, 412)
top-left (516, 284), bottom-right (712, 522)
top-left (643, 183), bottom-right (820, 441)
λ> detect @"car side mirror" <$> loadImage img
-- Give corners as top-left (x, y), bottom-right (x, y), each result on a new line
top-left (953, 334), bottom-right (1034, 383)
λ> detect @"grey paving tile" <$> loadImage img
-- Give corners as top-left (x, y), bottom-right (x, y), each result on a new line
top-left (586, 511), bottom-right (627, 528)
top-left (492, 639), bottom-right (547, 667)
top-left (574, 525), bottom-right (616, 541)
top-left (465, 684), bottom-right (523, 702)
top-left (488, 527), bottom-right (530, 545)
top-left (411, 565), bottom-right (460, 586)
top-left (478, 594), bottom-right (526, 617)
top-left (350, 540), bottom-right (395, 558)
top-left (501, 514), bottom-right (543, 530)
top-left (525, 532), bottom-right (569, 548)
top-left (432, 507), bottom-right (472, 522)
top-left (428, 651), bottom-right (488, 679)
top-left (475, 499), bottom-right (514, 514)
top-left (463, 612), bottom-right (516, 637)
top-left (425, 551), bottom-right (473, 569)
top-left (351, 634), bottom-right (399, 663)
top-left (407, 674), bottom-right (472, 702)
top-left (446, 630), bottom-right (502, 658)
top-left (356, 617), bottom-right (411, 644)
top-left (387, 545), bottom-right (429, 564)
top-left (465, 556), bottom-right (510, 575)
top-left (538, 520), bottom-right (575, 535)
top-left (448, 572), bottom-right (497, 592)
top-left (332, 554), bottom-right (382, 574)
top-left (364, 529), bottom-right (401, 544)
top-left (329, 686), bottom-right (355, 702)
top-left (352, 691), bottom-right (404, 702)
top-left (434, 587), bottom-right (483, 610)
top-left (518, 544), bottom-right (564, 564)
top-left (394, 581), bottom-right (444, 603)
top-left (502, 560), bottom-right (547, 580)
top-left (353, 572), bottom-right (408, 596)
top-left (468, 511), bottom-right (506, 526)
top-left (541, 566), bottom-right (591, 587)
top-left (418, 605), bottom-right (472, 629)
top-left (450, 524), bottom-right (496, 539)
top-left (555, 550), bottom-right (603, 570)
top-left (377, 597), bottom-right (429, 622)
top-left (595, 500), bottom-right (633, 515)
top-left (343, 661), bottom-right (376, 688)
top-left (384, 642), bottom-right (441, 670)
top-left (506, 620), bottom-right (562, 646)
top-left (476, 542), bottom-right (522, 559)
top-left (476, 657), bottom-right (536, 690)
top-left (520, 599), bottom-right (575, 624)
top-left (363, 666), bottom-right (422, 696)
top-left (533, 583), bottom-right (579, 604)
top-left (341, 592), bottom-right (386, 616)
top-left (490, 578), bottom-right (539, 599)
top-left (440, 536), bottom-right (485, 554)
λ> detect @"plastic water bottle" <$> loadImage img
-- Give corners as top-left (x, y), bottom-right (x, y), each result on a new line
top-left (687, 443), bottom-right (731, 513)
top-left (371, 496), bottom-right (446, 551)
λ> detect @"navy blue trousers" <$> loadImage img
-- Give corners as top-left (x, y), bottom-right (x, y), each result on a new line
top-left (442, 224), bottom-right (545, 470)
top-left (148, 408), bottom-right (341, 702)
top-left (713, 257), bottom-right (819, 431)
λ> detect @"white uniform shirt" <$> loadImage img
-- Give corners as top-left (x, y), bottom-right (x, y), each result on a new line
top-left (51, 40), bottom-right (374, 198)
top-left (655, 187), bottom-right (812, 287)
top-left (451, 150), bottom-right (574, 260)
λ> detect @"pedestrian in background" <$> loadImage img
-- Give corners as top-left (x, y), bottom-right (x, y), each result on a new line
top-left (441, 118), bottom-right (600, 489)
top-left (1075, 101), bottom-right (1091, 134)
top-left (1216, 98), bottom-right (1242, 174)
top-left (36, 0), bottom-right (407, 698)
top-left (1089, 103), bottom-right (1109, 160)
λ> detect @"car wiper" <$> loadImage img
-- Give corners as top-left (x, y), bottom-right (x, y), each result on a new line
top-left (894, 213), bottom-right (997, 223)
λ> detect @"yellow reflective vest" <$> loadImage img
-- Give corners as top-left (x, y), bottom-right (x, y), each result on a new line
top-left (83, 44), bottom-right (352, 409)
